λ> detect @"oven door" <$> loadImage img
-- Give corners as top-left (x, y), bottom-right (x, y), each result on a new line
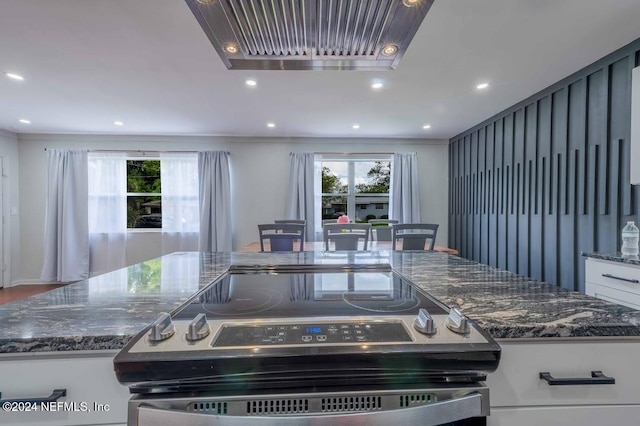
top-left (129, 384), bottom-right (489, 426)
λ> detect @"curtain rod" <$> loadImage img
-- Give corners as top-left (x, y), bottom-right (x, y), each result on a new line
top-left (294, 152), bottom-right (395, 155)
top-left (44, 148), bottom-right (199, 154)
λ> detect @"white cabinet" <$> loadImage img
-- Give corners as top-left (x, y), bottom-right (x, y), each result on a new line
top-left (486, 340), bottom-right (640, 425)
top-left (632, 66), bottom-right (640, 185)
top-left (0, 351), bottom-right (129, 426)
top-left (585, 258), bottom-right (640, 310)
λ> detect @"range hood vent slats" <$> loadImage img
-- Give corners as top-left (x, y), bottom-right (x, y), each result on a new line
top-left (227, 1), bottom-right (258, 55)
top-left (231, 0), bottom-right (307, 57)
top-left (315, 0), bottom-right (393, 57)
top-left (186, 0), bottom-right (434, 70)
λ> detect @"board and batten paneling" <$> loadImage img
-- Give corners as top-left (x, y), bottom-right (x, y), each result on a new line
top-left (631, 66), bottom-right (640, 184)
top-left (449, 38), bottom-right (640, 292)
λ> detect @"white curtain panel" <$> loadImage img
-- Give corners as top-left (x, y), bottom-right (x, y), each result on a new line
top-left (198, 151), bottom-right (232, 252)
top-left (161, 153), bottom-right (199, 253)
top-left (87, 152), bottom-right (128, 276)
top-left (285, 152), bottom-right (316, 241)
top-left (391, 152), bottom-right (422, 223)
top-left (41, 149), bottom-right (89, 282)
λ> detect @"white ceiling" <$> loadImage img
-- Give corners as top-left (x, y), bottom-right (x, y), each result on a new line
top-left (2, 0), bottom-right (640, 140)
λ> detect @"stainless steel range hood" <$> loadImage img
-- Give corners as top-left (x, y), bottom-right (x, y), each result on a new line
top-left (184, 0), bottom-right (434, 70)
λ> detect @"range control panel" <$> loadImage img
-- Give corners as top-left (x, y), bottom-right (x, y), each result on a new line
top-left (213, 321), bottom-right (412, 347)
top-left (126, 312), bottom-right (493, 355)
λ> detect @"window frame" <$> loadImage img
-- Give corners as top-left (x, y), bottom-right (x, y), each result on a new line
top-left (316, 155), bottom-right (392, 230)
top-left (126, 157), bottom-right (163, 231)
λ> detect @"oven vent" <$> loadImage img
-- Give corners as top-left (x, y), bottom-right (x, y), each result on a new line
top-left (399, 393), bottom-right (436, 407)
top-left (190, 401), bottom-right (228, 414)
top-left (247, 398), bottom-right (309, 415)
top-left (321, 396), bottom-right (382, 412)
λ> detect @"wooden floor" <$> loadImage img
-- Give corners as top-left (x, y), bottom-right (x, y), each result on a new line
top-left (0, 284), bottom-right (66, 305)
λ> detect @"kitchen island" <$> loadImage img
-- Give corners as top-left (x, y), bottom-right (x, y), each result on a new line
top-left (2, 250), bottom-right (639, 353)
top-left (1, 250), bottom-right (640, 425)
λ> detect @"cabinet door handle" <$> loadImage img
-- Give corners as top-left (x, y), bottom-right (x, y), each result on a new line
top-left (0, 388), bottom-right (67, 404)
top-left (539, 371), bottom-right (615, 386)
top-left (602, 273), bottom-right (639, 284)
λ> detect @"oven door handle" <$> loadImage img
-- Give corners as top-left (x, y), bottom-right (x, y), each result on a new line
top-left (136, 392), bottom-right (484, 426)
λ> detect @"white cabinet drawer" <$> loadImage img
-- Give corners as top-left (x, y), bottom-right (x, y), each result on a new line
top-left (486, 340), bottom-right (640, 408)
top-left (585, 258), bottom-right (640, 309)
top-left (0, 352), bottom-right (129, 426)
top-left (489, 405), bottom-right (640, 426)
top-left (585, 258), bottom-right (640, 290)
top-left (586, 282), bottom-right (640, 310)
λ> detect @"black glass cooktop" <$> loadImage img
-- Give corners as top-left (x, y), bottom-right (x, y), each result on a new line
top-left (115, 265), bottom-right (502, 387)
top-left (174, 269), bottom-right (448, 319)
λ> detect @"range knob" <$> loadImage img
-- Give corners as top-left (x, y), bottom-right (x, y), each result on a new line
top-left (413, 308), bottom-right (437, 336)
top-left (185, 313), bottom-right (211, 342)
top-left (444, 308), bottom-right (470, 335)
top-left (148, 313), bottom-right (176, 343)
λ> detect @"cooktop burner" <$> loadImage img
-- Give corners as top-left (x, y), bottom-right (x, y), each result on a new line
top-left (174, 270), bottom-right (446, 319)
top-left (199, 286), bottom-right (284, 316)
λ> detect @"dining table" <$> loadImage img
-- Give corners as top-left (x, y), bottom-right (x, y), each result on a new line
top-left (240, 240), bottom-right (459, 255)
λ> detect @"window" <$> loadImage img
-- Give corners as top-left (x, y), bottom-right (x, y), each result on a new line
top-left (88, 152), bottom-right (199, 232)
top-left (127, 160), bottom-right (161, 229)
top-left (317, 156), bottom-right (391, 226)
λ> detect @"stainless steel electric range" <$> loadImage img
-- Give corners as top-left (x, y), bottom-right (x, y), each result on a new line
top-left (114, 264), bottom-right (501, 426)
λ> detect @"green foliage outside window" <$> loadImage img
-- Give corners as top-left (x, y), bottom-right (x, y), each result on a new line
top-left (127, 160), bottom-right (161, 193)
top-left (356, 162), bottom-right (390, 193)
top-left (321, 166), bottom-right (346, 193)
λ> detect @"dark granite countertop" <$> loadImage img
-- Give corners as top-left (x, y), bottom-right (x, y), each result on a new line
top-left (1, 250), bottom-right (640, 354)
top-left (581, 251), bottom-right (640, 266)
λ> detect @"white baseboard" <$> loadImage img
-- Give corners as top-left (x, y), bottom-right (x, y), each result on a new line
top-left (8, 279), bottom-right (62, 287)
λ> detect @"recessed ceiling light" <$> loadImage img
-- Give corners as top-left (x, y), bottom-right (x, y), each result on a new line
top-left (476, 82), bottom-right (490, 90)
top-left (224, 44), bottom-right (239, 54)
top-left (5, 72), bottom-right (24, 81)
top-left (114, 121), bottom-right (124, 126)
top-left (245, 79), bottom-right (257, 87)
top-left (267, 122), bottom-right (275, 128)
top-left (403, 0), bottom-right (420, 7)
top-left (381, 45), bottom-right (398, 56)
top-left (423, 124), bottom-right (431, 129)
top-left (18, 119), bottom-right (31, 124)
top-left (196, 0), bottom-right (216, 4)
top-left (371, 82), bottom-right (383, 90)
top-left (352, 124), bottom-right (360, 129)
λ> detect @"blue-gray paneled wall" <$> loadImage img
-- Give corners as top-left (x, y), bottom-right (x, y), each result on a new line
top-left (449, 38), bottom-right (640, 292)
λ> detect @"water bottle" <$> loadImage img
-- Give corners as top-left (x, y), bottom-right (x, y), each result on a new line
top-left (621, 221), bottom-right (640, 257)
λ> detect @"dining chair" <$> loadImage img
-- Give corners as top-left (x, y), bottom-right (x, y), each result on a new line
top-left (368, 219), bottom-right (399, 241)
top-left (323, 223), bottom-right (371, 251)
top-left (258, 223), bottom-right (305, 252)
top-left (391, 223), bottom-right (439, 250)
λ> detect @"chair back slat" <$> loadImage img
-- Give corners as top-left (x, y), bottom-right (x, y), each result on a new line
top-left (274, 219), bottom-right (306, 225)
top-left (258, 223), bottom-right (306, 252)
top-left (391, 223), bottom-right (439, 251)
